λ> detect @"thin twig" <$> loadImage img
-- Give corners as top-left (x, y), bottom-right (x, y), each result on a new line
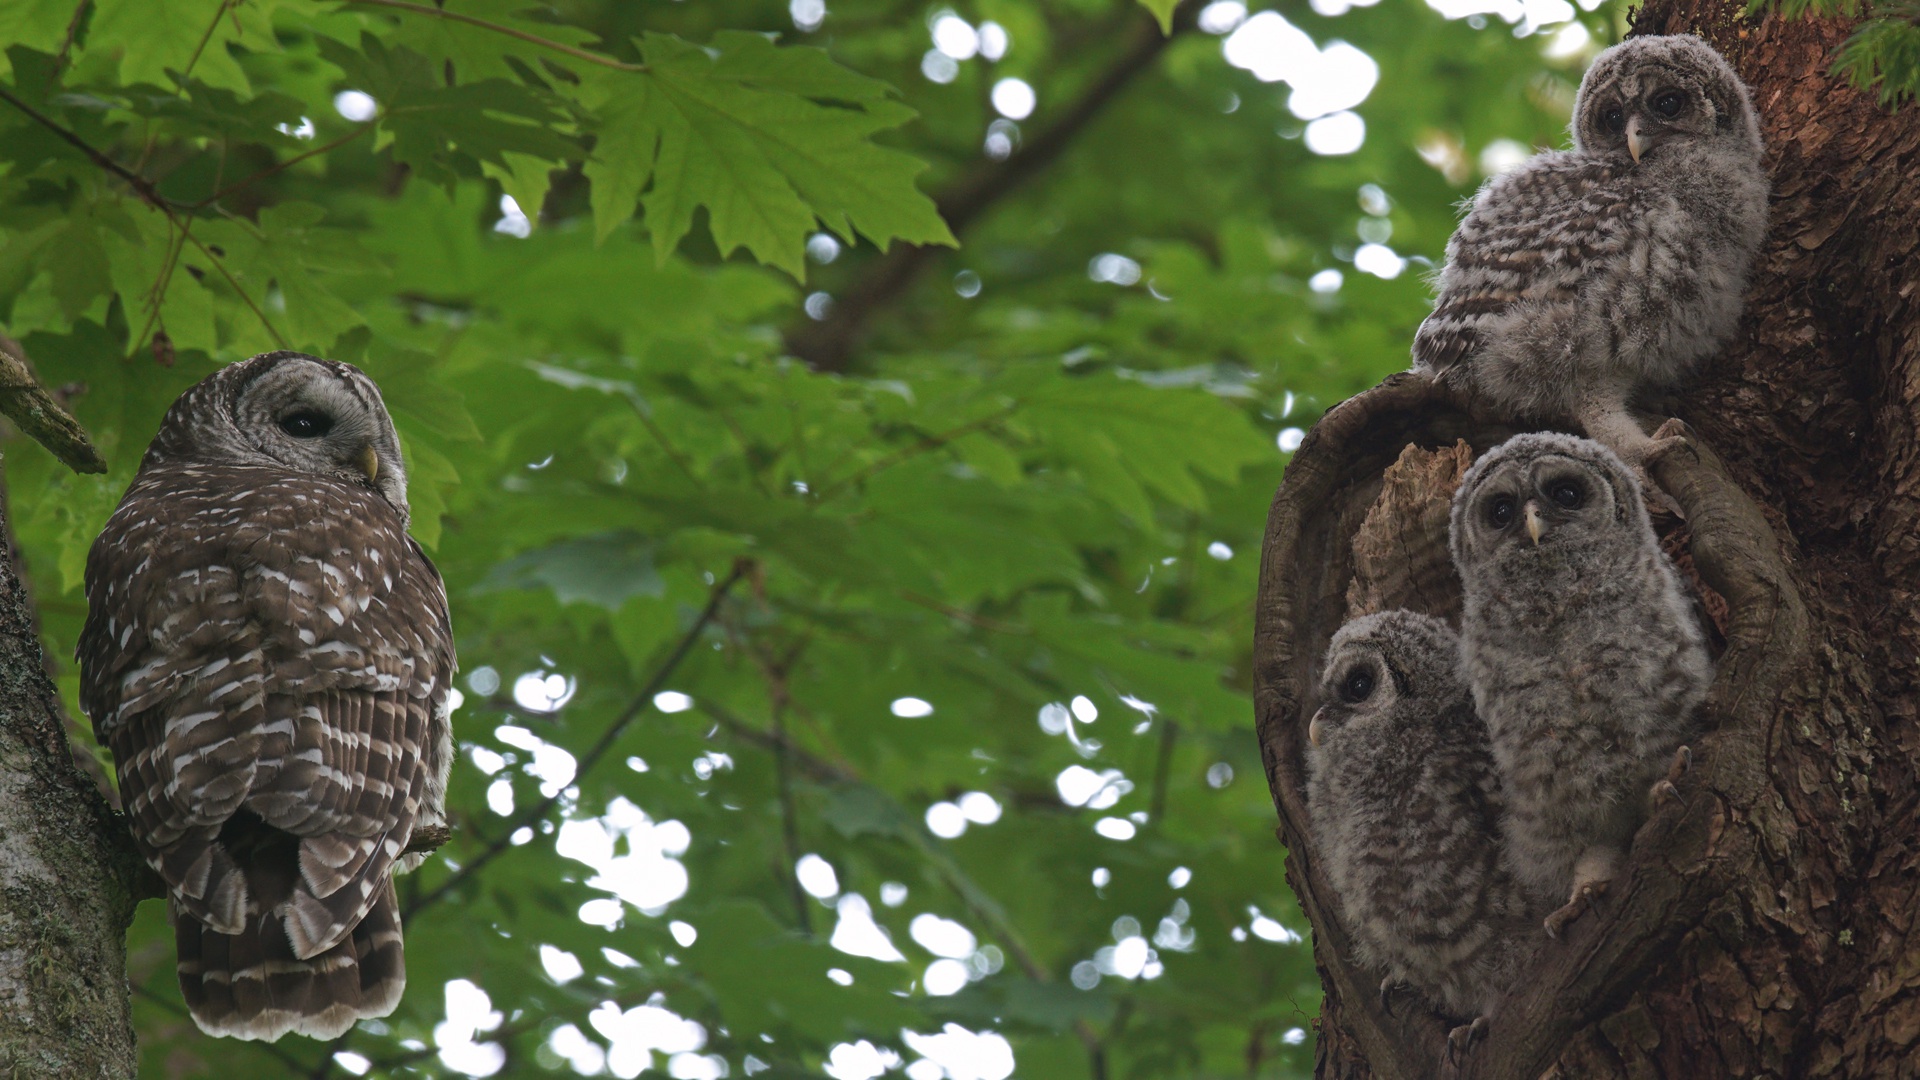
top-left (1149, 720), bottom-right (1177, 825)
top-left (195, 124), bottom-right (374, 208)
top-left (343, 0), bottom-right (646, 72)
top-left (404, 560), bottom-right (750, 917)
top-left (52, 0), bottom-right (90, 76)
top-left (697, 698), bottom-right (855, 784)
top-left (897, 589), bottom-right (1030, 636)
top-left (0, 84), bottom-right (168, 209)
top-left (179, 0), bottom-right (237, 86)
top-left (814, 406), bottom-right (1016, 501)
top-left (771, 697), bottom-right (813, 935)
top-left (130, 216), bottom-right (192, 360)
top-left (180, 230), bottom-right (288, 348)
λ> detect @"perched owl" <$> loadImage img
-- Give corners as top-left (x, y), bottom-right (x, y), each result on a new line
top-left (79, 351), bottom-right (455, 1041)
top-left (1413, 35), bottom-right (1767, 462)
top-left (1449, 433), bottom-right (1709, 937)
top-left (1306, 610), bottom-right (1533, 1057)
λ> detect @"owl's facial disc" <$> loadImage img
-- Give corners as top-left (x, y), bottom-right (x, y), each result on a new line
top-left (233, 357), bottom-right (410, 515)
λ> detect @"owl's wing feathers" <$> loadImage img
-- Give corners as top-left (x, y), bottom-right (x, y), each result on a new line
top-left (80, 466), bottom-right (453, 958)
top-left (1414, 154), bottom-right (1641, 373)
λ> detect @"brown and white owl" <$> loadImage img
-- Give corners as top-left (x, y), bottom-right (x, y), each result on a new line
top-left (79, 351), bottom-right (455, 1041)
top-left (1306, 610), bottom-right (1534, 1058)
top-left (1449, 433), bottom-right (1710, 937)
top-left (1412, 35), bottom-right (1767, 462)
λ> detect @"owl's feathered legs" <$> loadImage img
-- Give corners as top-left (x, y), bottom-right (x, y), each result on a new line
top-left (1575, 396), bottom-right (1687, 516)
top-left (1543, 846), bottom-right (1621, 938)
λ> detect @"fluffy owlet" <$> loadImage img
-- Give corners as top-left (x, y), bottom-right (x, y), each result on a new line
top-left (1306, 610), bottom-right (1533, 1057)
top-left (79, 351), bottom-right (455, 1040)
top-left (1449, 433), bottom-right (1710, 936)
top-left (1413, 35), bottom-right (1767, 462)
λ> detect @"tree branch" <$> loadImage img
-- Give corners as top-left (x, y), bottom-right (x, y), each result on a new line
top-left (784, 3), bottom-right (1196, 372)
top-left (403, 559), bottom-right (750, 918)
top-left (0, 333), bottom-right (106, 473)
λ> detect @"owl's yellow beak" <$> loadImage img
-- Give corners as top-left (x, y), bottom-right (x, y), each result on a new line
top-left (355, 445), bottom-right (380, 483)
top-left (1308, 709), bottom-right (1324, 748)
top-left (1525, 502), bottom-right (1546, 545)
top-left (1626, 114), bottom-right (1648, 164)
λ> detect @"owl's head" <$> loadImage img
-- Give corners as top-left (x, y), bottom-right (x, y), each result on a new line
top-left (149, 351), bottom-right (410, 518)
top-left (1448, 432), bottom-right (1647, 573)
top-left (1571, 35), bottom-right (1761, 167)
top-left (1308, 610), bottom-right (1467, 752)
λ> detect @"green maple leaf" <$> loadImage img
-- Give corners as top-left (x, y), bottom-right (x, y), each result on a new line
top-left (582, 32), bottom-right (954, 279)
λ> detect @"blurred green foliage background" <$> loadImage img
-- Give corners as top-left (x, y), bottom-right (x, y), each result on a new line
top-left (0, 0), bottom-right (1622, 1075)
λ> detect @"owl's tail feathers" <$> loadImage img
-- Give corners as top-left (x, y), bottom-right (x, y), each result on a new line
top-left (173, 880), bottom-right (405, 1042)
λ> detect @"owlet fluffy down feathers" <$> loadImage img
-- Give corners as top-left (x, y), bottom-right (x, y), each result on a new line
top-left (1306, 611), bottom-right (1532, 1051)
top-left (79, 351), bottom-right (455, 1041)
top-left (1413, 35), bottom-right (1767, 462)
top-left (1450, 433), bottom-right (1710, 934)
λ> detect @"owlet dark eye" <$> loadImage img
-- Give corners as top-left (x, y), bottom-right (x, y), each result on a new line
top-left (1340, 668), bottom-right (1375, 704)
top-left (278, 411), bottom-right (332, 439)
top-left (1549, 480), bottom-right (1583, 509)
top-left (1485, 494), bottom-right (1517, 529)
top-left (1602, 106), bottom-right (1625, 133)
top-left (1652, 90), bottom-right (1685, 118)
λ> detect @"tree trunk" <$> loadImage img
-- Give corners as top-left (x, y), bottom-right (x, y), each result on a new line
top-left (0, 460), bottom-right (142, 1077)
top-left (1254, 4), bottom-right (1920, 1077)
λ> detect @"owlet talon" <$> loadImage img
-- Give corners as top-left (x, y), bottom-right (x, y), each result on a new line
top-left (1446, 1015), bottom-right (1489, 1066)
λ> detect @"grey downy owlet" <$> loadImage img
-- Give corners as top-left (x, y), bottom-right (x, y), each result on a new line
top-left (1413, 35), bottom-right (1768, 464)
top-left (1307, 610), bottom-right (1534, 1059)
top-left (1449, 432), bottom-right (1710, 937)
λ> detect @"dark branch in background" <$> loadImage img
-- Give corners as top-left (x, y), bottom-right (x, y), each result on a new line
top-left (0, 84), bottom-right (171, 210)
top-left (785, 3), bottom-right (1198, 372)
top-left (402, 560), bottom-right (750, 918)
top-left (770, 698), bottom-right (813, 934)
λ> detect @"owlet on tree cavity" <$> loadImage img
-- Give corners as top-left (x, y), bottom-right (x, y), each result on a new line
top-left (1449, 433), bottom-right (1710, 937)
top-left (1413, 35), bottom-right (1767, 463)
top-left (1306, 610), bottom-right (1533, 1059)
top-left (79, 351), bottom-right (456, 1041)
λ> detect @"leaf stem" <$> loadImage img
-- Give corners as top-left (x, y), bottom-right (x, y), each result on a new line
top-left (180, 229), bottom-right (288, 349)
top-left (342, 0), bottom-right (647, 72)
top-left (195, 124), bottom-right (374, 208)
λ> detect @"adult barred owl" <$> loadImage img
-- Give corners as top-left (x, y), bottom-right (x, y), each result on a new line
top-left (79, 351), bottom-right (455, 1041)
top-left (1413, 35), bottom-right (1767, 462)
top-left (1449, 433), bottom-right (1709, 936)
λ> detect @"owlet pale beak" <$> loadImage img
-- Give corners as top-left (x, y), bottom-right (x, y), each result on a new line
top-left (1625, 114), bottom-right (1649, 163)
top-left (1308, 708), bottom-right (1325, 748)
top-left (1525, 502), bottom-right (1546, 546)
top-left (355, 445), bottom-right (380, 483)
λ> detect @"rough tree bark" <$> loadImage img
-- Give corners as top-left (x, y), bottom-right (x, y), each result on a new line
top-left (1254, 4), bottom-right (1920, 1078)
top-left (0, 468), bottom-right (143, 1078)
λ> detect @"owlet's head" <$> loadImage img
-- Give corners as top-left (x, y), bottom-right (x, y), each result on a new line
top-left (1572, 34), bottom-right (1762, 167)
top-left (1309, 610), bottom-right (1468, 752)
top-left (1448, 432), bottom-right (1646, 574)
top-left (148, 351), bottom-right (410, 519)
